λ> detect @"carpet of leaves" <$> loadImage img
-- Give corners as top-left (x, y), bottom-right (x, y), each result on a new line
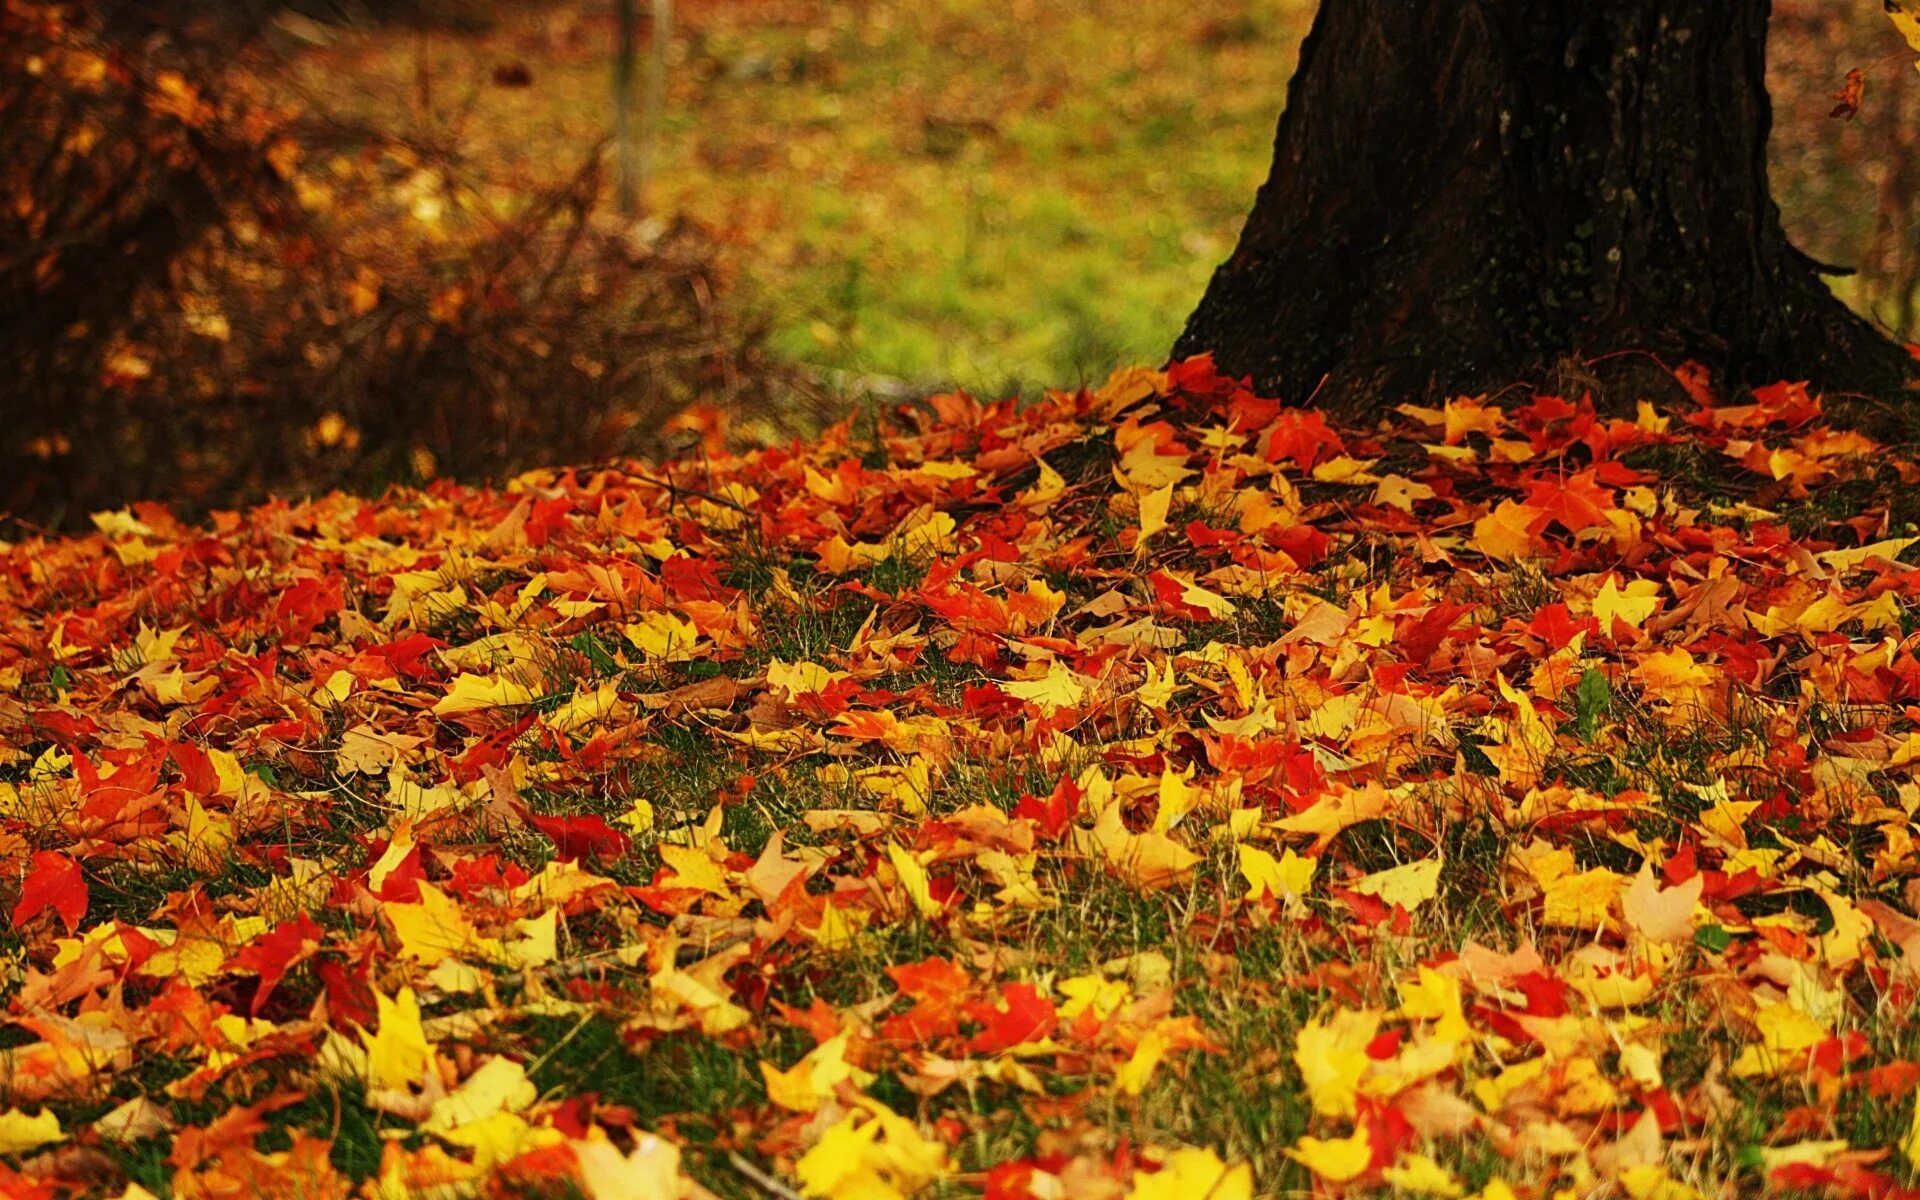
top-left (7, 360), bottom-right (1920, 1199)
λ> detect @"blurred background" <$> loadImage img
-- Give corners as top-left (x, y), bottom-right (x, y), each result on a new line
top-left (4, 0), bottom-right (1915, 527)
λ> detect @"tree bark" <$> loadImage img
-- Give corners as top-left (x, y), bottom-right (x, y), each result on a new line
top-left (1174, 0), bottom-right (1913, 409)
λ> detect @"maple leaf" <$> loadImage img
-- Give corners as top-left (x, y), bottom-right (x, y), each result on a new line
top-left (1239, 843), bottom-right (1316, 903)
top-left (1077, 804), bottom-right (1201, 889)
top-left (0, 1108), bottom-right (63, 1155)
top-left (761, 1030), bottom-right (875, 1112)
top-left (966, 983), bottom-right (1058, 1054)
top-left (1125, 1148), bottom-right (1253, 1200)
top-left (1294, 1009), bottom-right (1380, 1117)
top-left (1889, 2), bottom-right (1920, 68)
top-left (794, 1099), bottom-right (948, 1199)
top-left (360, 986), bottom-right (433, 1091)
top-left (572, 1132), bottom-right (691, 1200)
top-left (1285, 1126), bottom-right (1372, 1182)
top-left (1472, 500), bottom-right (1544, 561)
top-left (1619, 864), bottom-right (1701, 943)
top-left (1348, 856), bottom-right (1443, 913)
top-left (11, 851), bottom-right (87, 935)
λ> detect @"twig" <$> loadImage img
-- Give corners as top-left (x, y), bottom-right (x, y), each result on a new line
top-left (727, 1152), bottom-right (804, 1200)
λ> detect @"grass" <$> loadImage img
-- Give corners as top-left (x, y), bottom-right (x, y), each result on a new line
top-left (271, 0), bottom-right (1918, 408)
top-left (278, 0), bottom-right (1313, 394)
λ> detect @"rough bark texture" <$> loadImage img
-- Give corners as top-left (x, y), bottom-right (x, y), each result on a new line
top-left (1174, 0), bottom-right (1912, 409)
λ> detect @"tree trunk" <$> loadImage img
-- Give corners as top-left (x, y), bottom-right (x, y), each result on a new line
top-left (1173, 0), bottom-right (1912, 410)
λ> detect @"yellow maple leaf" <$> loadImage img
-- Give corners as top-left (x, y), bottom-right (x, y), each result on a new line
top-left (806, 902), bottom-right (871, 951)
top-left (424, 1056), bottom-right (536, 1132)
top-left (1382, 1152), bottom-right (1463, 1197)
top-left (1285, 1125), bottom-right (1372, 1182)
top-left (361, 986), bottom-right (433, 1091)
top-left (432, 673), bottom-right (536, 716)
top-left (572, 1131), bottom-right (688, 1200)
top-left (1473, 499), bottom-right (1543, 561)
top-left (1239, 844), bottom-right (1317, 903)
top-left (0, 1108), bottom-right (62, 1155)
top-left (1151, 765), bottom-right (1199, 833)
top-left (761, 1030), bottom-right (873, 1112)
top-left (658, 843), bottom-right (731, 896)
top-left (1903, 1082), bottom-right (1920, 1164)
top-left (1350, 856), bottom-right (1443, 912)
top-left (1136, 483), bottom-right (1174, 551)
top-left (1077, 804), bottom-right (1201, 890)
top-left (1396, 965), bottom-right (1471, 1044)
top-left (1294, 1009), bottom-right (1381, 1117)
top-left (1591, 575), bottom-right (1661, 634)
top-left (385, 881), bottom-right (504, 966)
top-left (1272, 784), bottom-right (1390, 852)
top-left (1731, 1000), bottom-right (1830, 1077)
top-left (1535, 863), bottom-right (1625, 932)
top-left (885, 844), bottom-right (943, 919)
top-left (795, 1099), bottom-right (948, 1199)
top-left (1890, 0), bottom-right (1920, 67)
top-left (1113, 1028), bottom-right (1169, 1097)
top-left (1620, 864), bottom-right (1701, 943)
top-left (623, 611), bottom-right (704, 661)
top-left (1125, 1147), bottom-right (1253, 1200)
top-left (1002, 660), bottom-right (1094, 715)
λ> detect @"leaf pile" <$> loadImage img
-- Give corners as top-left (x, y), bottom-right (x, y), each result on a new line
top-left (6, 360), bottom-right (1920, 1197)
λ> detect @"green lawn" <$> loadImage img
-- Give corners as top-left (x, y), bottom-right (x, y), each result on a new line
top-left (283, 0), bottom-right (1315, 394)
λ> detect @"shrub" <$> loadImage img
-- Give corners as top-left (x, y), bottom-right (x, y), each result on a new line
top-left (1, 0), bottom-right (803, 528)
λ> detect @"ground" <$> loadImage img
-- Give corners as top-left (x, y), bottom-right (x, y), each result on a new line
top-left (275, 0), bottom-right (1919, 399)
top-left (6, 361), bottom-right (1920, 1198)
top-left (282, 0), bottom-right (1311, 395)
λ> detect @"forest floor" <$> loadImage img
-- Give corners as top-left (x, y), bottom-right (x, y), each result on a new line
top-left (7, 361), bottom-right (1920, 1198)
top-left (274, 0), bottom-right (1310, 394)
top-left (270, 0), bottom-right (1916, 404)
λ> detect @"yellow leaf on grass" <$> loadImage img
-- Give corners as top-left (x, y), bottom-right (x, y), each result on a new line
top-left (1294, 1009), bottom-right (1381, 1118)
top-left (1731, 1001), bottom-right (1830, 1077)
top-left (361, 986), bottom-right (432, 1091)
top-left (0, 1108), bottom-right (62, 1155)
top-left (886, 844), bottom-right (944, 918)
top-left (1889, 1), bottom-right (1920, 65)
top-left (432, 673), bottom-right (536, 716)
top-left (1137, 483), bottom-right (1173, 550)
top-left (386, 882), bottom-right (504, 966)
top-left (424, 1056), bottom-right (536, 1132)
top-left (1473, 500), bottom-right (1542, 561)
top-left (1077, 804), bottom-right (1201, 890)
top-left (1239, 844), bottom-right (1317, 903)
top-left (624, 611), bottom-right (702, 661)
top-left (795, 1099), bottom-right (948, 1199)
top-left (760, 1030), bottom-right (873, 1112)
top-left (1621, 864), bottom-right (1701, 943)
top-left (1591, 575), bottom-right (1661, 633)
top-left (1272, 784), bottom-right (1390, 852)
top-left (1113, 1029), bottom-right (1167, 1097)
top-left (1285, 1125), bottom-right (1372, 1182)
top-left (658, 844), bottom-right (731, 896)
top-left (572, 1131), bottom-right (688, 1200)
top-left (1538, 865), bottom-right (1626, 932)
top-left (1002, 660), bottom-right (1094, 715)
top-left (1125, 1147), bottom-right (1252, 1200)
top-left (1903, 1082), bottom-right (1920, 1164)
top-left (1350, 856), bottom-right (1443, 912)
top-left (1382, 1152), bottom-right (1464, 1198)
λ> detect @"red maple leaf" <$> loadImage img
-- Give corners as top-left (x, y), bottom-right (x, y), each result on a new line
top-left (965, 982), bottom-right (1057, 1054)
top-left (523, 812), bottom-right (633, 864)
top-left (11, 851), bottom-right (86, 934)
top-left (230, 914), bottom-right (323, 1015)
top-left (883, 957), bottom-right (972, 1043)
